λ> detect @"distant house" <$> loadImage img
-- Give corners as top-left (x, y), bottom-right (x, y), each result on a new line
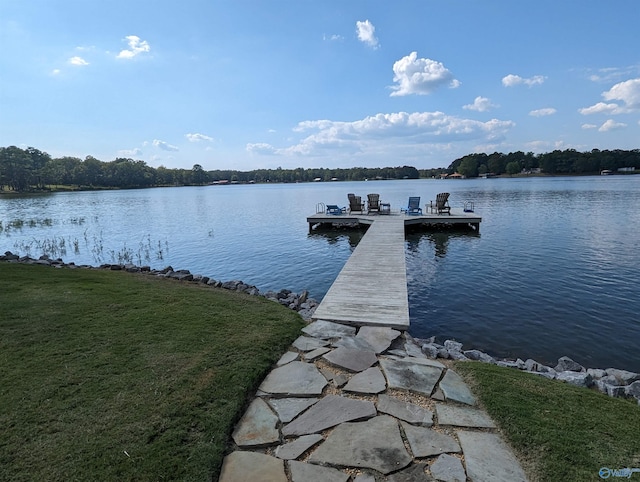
top-left (618, 167), bottom-right (635, 172)
top-left (447, 173), bottom-right (465, 179)
top-left (313, 177), bottom-right (322, 182)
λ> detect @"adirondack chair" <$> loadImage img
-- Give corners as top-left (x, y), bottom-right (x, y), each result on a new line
top-left (325, 204), bottom-right (345, 215)
top-left (401, 196), bottom-right (422, 215)
top-left (367, 193), bottom-right (380, 214)
top-left (431, 192), bottom-right (451, 215)
top-left (347, 193), bottom-right (365, 213)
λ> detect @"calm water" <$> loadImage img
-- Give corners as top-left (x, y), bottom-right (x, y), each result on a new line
top-left (2, 177), bottom-right (639, 372)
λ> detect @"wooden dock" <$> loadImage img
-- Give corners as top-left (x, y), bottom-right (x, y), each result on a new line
top-left (308, 209), bottom-right (482, 330)
top-left (311, 215), bottom-right (410, 330)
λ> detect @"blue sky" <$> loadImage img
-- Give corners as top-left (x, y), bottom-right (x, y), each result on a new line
top-left (1, 1), bottom-right (639, 170)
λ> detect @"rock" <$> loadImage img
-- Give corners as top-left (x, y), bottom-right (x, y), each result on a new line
top-left (308, 416), bottom-right (412, 475)
top-left (232, 398), bottom-right (279, 447)
top-left (267, 398), bottom-right (319, 423)
top-left (443, 340), bottom-right (463, 353)
top-left (219, 451), bottom-right (287, 482)
top-left (292, 335), bottom-right (330, 352)
top-left (438, 369), bottom-right (476, 405)
top-left (625, 380), bottom-right (640, 398)
top-left (587, 368), bottom-right (607, 379)
top-left (302, 320), bottom-right (356, 339)
top-left (463, 349), bottom-right (495, 363)
top-left (554, 356), bottom-right (584, 372)
top-left (258, 361), bottom-right (327, 396)
top-left (379, 358), bottom-right (443, 397)
top-left (457, 431), bottom-right (528, 482)
top-left (288, 460), bottom-right (349, 482)
top-left (377, 394), bottom-right (433, 426)
top-left (282, 395), bottom-right (376, 437)
top-left (605, 368), bottom-right (640, 385)
top-left (556, 371), bottom-right (593, 387)
top-left (430, 454), bottom-right (466, 482)
top-left (323, 346), bottom-right (378, 372)
top-left (276, 351), bottom-right (299, 366)
top-left (496, 360), bottom-right (520, 369)
top-left (595, 379), bottom-right (626, 398)
top-left (524, 358), bottom-right (539, 371)
top-left (386, 462), bottom-right (433, 481)
top-left (275, 434), bottom-right (323, 460)
top-left (356, 326), bottom-right (401, 354)
top-left (400, 422), bottom-right (460, 457)
top-left (435, 404), bottom-right (496, 428)
top-left (343, 367), bottom-right (387, 394)
top-left (422, 343), bottom-right (439, 358)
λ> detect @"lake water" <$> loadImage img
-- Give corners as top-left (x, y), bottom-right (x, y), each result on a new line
top-left (2, 176), bottom-right (639, 372)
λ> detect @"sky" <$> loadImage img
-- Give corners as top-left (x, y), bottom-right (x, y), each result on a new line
top-left (1, 1), bottom-right (639, 171)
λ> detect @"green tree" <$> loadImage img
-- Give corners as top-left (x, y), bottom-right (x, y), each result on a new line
top-left (506, 161), bottom-right (521, 175)
top-left (457, 157), bottom-right (478, 178)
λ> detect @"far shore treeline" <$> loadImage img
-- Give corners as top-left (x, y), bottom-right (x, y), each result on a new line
top-left (1, 145), bottom-right (638, 193)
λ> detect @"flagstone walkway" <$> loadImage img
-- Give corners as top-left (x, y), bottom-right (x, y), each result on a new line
top-left (219, 320), bottom-right (529, 481)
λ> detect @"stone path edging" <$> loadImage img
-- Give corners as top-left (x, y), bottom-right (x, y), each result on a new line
top-left (220, 320), bottom-right (529, 481)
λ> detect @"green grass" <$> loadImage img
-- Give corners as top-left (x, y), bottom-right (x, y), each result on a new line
top-left (456, 361), bottom-right (640, 482)
top-left (0, 263), bottom-right (305, 481)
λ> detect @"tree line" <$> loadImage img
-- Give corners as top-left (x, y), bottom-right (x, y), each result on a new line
top-left (449, 149), bottom-right (640, 178)
top-left (0, 146), bottom-right (421, 192)
top-left (2, 145), bottom-right (638, 193)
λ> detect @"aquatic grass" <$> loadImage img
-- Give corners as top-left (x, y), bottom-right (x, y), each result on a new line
top-left (0, 263), bottom-right (305, 481)
top-left (456, 361), bottom-right (640, 482)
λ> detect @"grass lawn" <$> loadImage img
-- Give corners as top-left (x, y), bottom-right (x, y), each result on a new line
top-left (0, 263), bottom-right (305, 481)
top-left (456, 361), bottom-right (640, 482)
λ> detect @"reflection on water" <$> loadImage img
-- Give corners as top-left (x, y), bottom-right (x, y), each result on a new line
top-left (308, 226), bottom-right (367, 249)
top-left (2, 176), bottom-right (640, 371)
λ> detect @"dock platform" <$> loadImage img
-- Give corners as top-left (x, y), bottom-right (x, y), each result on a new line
top-left (308, 209), bottom-right (481, 330)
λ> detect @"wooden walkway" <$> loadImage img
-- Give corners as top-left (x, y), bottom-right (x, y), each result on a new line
top-left (311, 216), bottom-right (410, 330)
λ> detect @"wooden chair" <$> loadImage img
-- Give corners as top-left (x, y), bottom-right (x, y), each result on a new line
top-left (367, 193), bottom-right (380, 214)
top-left (430, 192), bottom-right (451, 215)
top-left (347, 193), bottom-right (365, 213)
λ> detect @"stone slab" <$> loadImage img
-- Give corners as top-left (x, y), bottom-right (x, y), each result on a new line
top-left (457, 430), bottom-right (528, 482)
top-left (258, 361), bottom-right (327, 396)
top-left (277, 351), bottom-right (299, 366)
top-left (232, 398), bottom-right (279, 447)
top-left (356, 326), bottom-right (401, 354)
top-left (438, 369), bottom-right (476, 405)
top-left (267, 397), bottom-right (319, 423)
top-left (343, 366), bottom-right (387, 394)
top-left (282, 395), bottom-right (376, 437)
top-left (386, 462), bottom-right (433, 481)
top-left (377, 394), bottom-right (433, 426)
top-left (332, 336), bottom-right (375, 351)
top-left (379, 357), bottom-right (443, 396)
top-left (219, 451), bottom-right (287, 482)
top-left (400, 422), bottom-right (461, 457)
top-left (303, 347), bottom-right (332, 360)
top-left (430, 453), bottom-right (466, 482)
top-left (309, 415), bottom-right (412, 475)
top-left (275, 434), bottom-right (324, 460)
top-left (436, 405), bottom-right (496, 428)
top-left (323, 346), bottom-right (378, 372)
top-left (289, 460), bottom-right (349, 482)
top-left (302, 319), bottom-right (357, 339)
top-left (292, 335), bottom-right (330, 352)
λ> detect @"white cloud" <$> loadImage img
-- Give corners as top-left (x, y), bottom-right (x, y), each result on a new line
top-left (602, 78), bottom-right (640, 110)
top-left (246, 143), bottom-right (277, 155)
top-left (579, 78), bottom-right (640, 115)
top-left (118, 148), bottom-right (143, 157)
top-left (598, 119), bottom-right (627, 132)
top-left (529, 108), bottom-right (557, 117)
top-left (356, 20), bottom-right (379, 49)
top-left (152, 139), bottom-right (179, 151)
top-left (51, 69), bottom-right (61, 76)
top-left (250, 111), bottom-right (514, 158)
top-left (390, 52), bottom-right (460, 97)
top-left (463, 96), bottom-right (498, 112)
top-left (117, 35), bottom-right (151, 59)
top-left (323, 33), bottom-right (343, 42)
top-left (502, 74), bottom-right (546, 87)
top-left (186, 133), bottom-right (213, 142)
top-left (68, 56), bottom-right (89, 66)
top-left (578, 102), bottom-right (624, 115)
top-left (581, 124), bottom-right (598, 129)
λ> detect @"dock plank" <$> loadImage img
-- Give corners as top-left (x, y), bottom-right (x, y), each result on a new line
top-left (312, 216), bottom-right (410, 330)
